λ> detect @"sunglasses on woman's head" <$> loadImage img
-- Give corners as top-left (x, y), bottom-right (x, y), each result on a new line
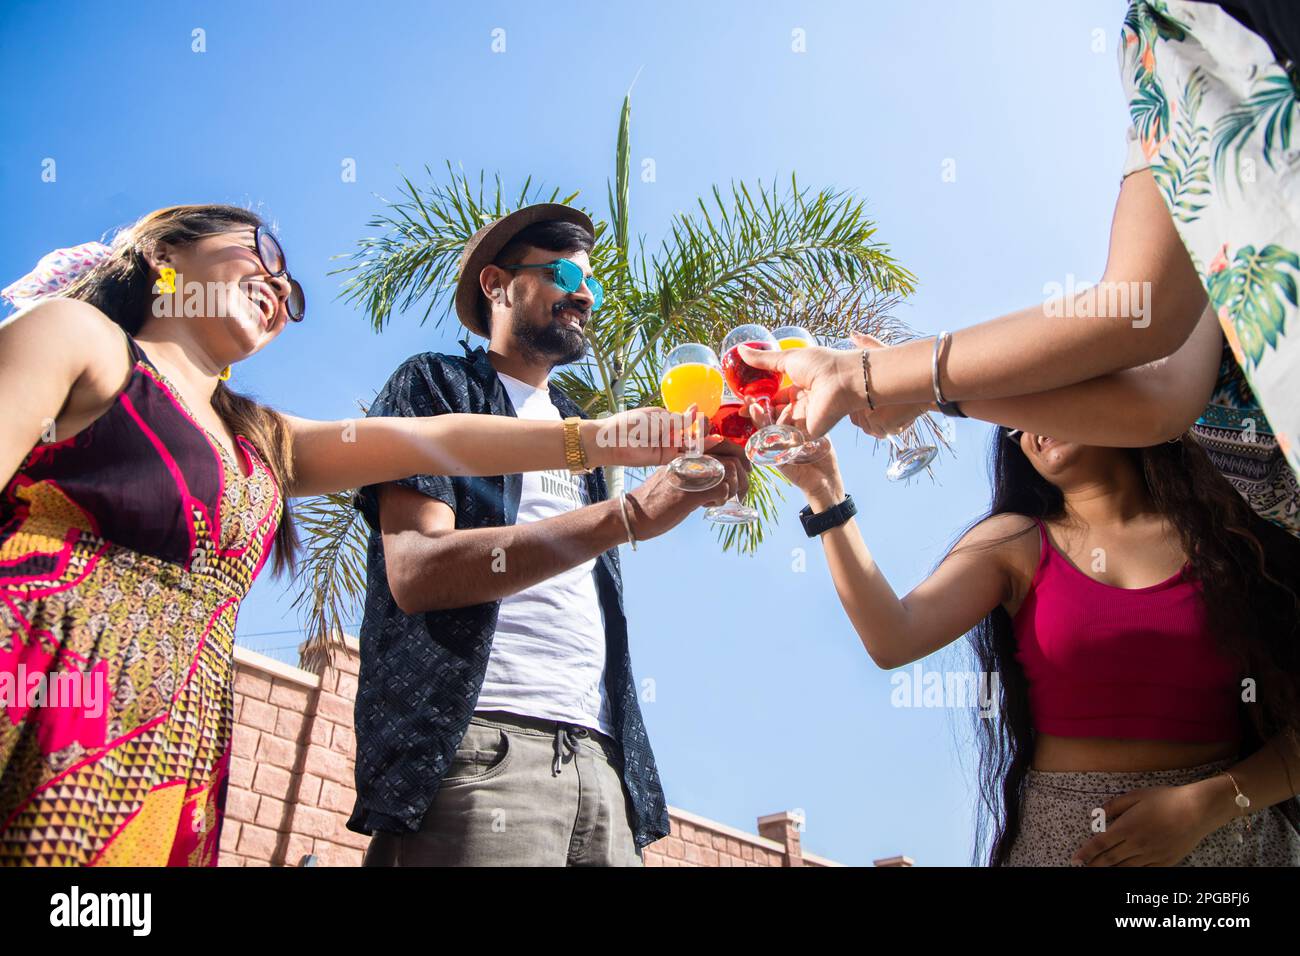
top-left (253, 225), bottom-right (306, 322)
top-left (1005, 428), bottom-right (1024, 444)
top-left (500, 257), bottom-right (603, 312)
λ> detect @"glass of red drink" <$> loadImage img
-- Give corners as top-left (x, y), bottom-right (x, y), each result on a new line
top-left (720, 324), bottom-right (803, 465)
top-left (704, 389), bottom-right (759, 524)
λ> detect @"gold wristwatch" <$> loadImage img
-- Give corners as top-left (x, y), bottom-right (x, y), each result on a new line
top-left (563, 417), bottom-right (592, 475)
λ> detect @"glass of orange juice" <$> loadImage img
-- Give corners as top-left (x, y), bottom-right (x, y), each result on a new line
top-left (660, 344), bottom-right (726, 491)
top-left (770, 325), bottom-right (830, 464)
top-left (772, 325), bottom-right (814, 390)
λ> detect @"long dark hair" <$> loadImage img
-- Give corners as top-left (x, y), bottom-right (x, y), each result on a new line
top-left (62, 204), bottom-right (298, 573)
top-left (960, 429), bottom-right (1300, 866)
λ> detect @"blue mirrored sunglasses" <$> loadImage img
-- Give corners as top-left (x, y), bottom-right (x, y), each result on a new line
top-left (502, 257), bottom-right (603, 311)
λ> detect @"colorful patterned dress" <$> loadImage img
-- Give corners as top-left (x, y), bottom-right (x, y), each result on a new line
top-left (1120, 1), bottom-right (1300, 524)
top-left (0, 336), bottom-right (281, 865)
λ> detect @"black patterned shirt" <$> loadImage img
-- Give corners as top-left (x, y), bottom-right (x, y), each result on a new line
top-left (346, 341), bottom-right (670, 848)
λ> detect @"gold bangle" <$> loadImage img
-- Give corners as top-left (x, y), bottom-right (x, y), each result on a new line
top-left (563, 417), bottom-right (592, 475)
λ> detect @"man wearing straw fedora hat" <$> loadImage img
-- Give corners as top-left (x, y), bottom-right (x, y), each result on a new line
top-left (349, 203), bottom-right (749, 865)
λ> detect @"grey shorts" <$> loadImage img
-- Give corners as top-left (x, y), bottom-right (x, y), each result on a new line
top-left (363, 711), bottom-right (643, 867)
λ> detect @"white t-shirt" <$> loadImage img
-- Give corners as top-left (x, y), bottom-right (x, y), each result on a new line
top-left (475, 371), bottom-right (613, 737)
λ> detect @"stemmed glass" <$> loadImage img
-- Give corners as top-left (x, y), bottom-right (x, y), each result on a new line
top-left (770, 325), bottom-right (830, 465)
top-left (704, 388), bottom-right (760, 525)
top-left (827, 337), bottom-right (938, 481)
top-left (660, 344), bottom-right (726, 491)
top-left (720, 324), bottom-right (803, 465)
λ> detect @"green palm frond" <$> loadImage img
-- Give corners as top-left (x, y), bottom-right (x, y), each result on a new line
top-left (331, 162), bottom-right (593, 333)
top-left (290, 492), bottom-right (370, 651)
top-left (636, 177), bottom-right (915, 342)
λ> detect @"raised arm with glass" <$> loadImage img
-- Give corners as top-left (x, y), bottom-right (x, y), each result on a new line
top-left (720, 324), bottom-right (806, 465)
top-left (660, 343), bottom-right (726, 491)
top-left (771, 325), bottom-right (830, 464)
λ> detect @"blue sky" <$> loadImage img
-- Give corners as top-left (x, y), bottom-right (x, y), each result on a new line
top-left (1, 0), bottom-right (1132, 865)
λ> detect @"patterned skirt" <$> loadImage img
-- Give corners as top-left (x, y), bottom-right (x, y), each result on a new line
top-left (1005, 760), bottom-right (1300, 866)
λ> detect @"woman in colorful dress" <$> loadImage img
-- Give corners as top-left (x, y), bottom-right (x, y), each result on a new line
top-left (755, 400), bottom-right (1300, 865)
top-left (743, 1), bottom-right (1300, 536)
top-left (0, 204), bottom-right (697, 866)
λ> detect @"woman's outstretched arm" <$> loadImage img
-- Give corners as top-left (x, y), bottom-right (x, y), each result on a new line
top-left (283, 407), bottom-right (697, 498)
top-left (742, 169), bottom-right (1211, 438)
top-left (755, 405), bottom-right (1023, 669)
top-left (853, 303), bottom-right (1224, 447)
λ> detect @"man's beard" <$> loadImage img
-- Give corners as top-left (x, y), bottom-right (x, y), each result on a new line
top-left (511, 301), bottom-right (589, 367)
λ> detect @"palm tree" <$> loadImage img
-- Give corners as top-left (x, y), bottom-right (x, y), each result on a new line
top-left (290, 91), bottom-right (940, 648)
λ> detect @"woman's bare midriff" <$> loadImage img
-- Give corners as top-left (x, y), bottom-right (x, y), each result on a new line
top-left (1032, 734), bottom-right (1239, 772)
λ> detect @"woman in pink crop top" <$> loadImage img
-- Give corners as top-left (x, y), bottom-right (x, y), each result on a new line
top-left (760, 406), bottom-right (1300, 866)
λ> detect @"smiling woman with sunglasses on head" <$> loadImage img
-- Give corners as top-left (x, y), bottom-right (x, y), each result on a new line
top-left (0, 204), bottom-right (694, 866)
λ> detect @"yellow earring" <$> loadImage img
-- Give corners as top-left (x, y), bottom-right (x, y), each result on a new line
top-left (218, 366), bottom-right (232, 382)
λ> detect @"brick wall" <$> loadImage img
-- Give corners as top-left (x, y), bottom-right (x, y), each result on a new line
top-left (219, 637), bottom-right (365, 866)
top-left (221, 637), bottom-right (902, 867)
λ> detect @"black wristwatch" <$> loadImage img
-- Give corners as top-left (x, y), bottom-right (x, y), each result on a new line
top-left (799, 494), bottom-right (857, 537)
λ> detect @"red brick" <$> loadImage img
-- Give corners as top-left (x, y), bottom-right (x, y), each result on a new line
top-left (275, 708), bottom-right (309, 742)
top-left (225, 787), bottom-right (259, 823)
top-left (318, 780), bottom-right (353, 814)
top-left (234, 669), bottom-right (272, 701)
top-left (684, 842), bottom-right (703, 865)
top-left (221, 821), bottom-right (241, 852)
top-left (741, 844), bottom-right (753, 861)
top-left (241, 697), bottom-right (278, 733)
top-left (294, 805), bottom-right (346, 840)
top-left (335, 672), bottom-right (358, 701)
top-left (229, 756), bottom-right (254, 789)
top-left (663, 838), bottom-right (684, 860)
top-left (315, 691), bottom-right (354, 724)
top-left (218, 851), bottom-right (243, 868)
top-left (231, 724), bottom-right (259, 759)
top-left (298, 773), bottom-right (323, 807)
top-left (255, 732), bottom-right (299, 770)
top-left (255, 796), bottom-right (289, 831)
top-left (269, 679), bottom-right (312, 711)
top-left (727, 838), bottom-right (742, 856)
top-left (302, 744), bottom-right (351, 785)
top-left (237, 823), bottom-right (277, 859)
top-left (693, 827), bottom-right (714, 846)
top-left (678, 822), bottom-right (694, 843)
top-left (244, 857), bottom-right (271, 867)
top-left (314, 840), bottom-right (364, 867)
top-left (329, 725), bottom-right (355, 756)
top-left (281, 832), bottom-right (315, 867)
top-left (308, 717), bottom-right (332, 746)
top-left (333, 824), bottom-right (370, 851)
top-left (252, 763), bottom-right (292, 799)
top-left (712, 833), bottom-right (727, 851)
top-left (332, 649), bottom-right (360, 676)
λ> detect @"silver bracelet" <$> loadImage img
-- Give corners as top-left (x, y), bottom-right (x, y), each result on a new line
top-left (931, 331), bottom-right (967, 418)
top-left (931, 332), bottom-right (949, 406)
top-left (617, 493), bottom-right (638, 551)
